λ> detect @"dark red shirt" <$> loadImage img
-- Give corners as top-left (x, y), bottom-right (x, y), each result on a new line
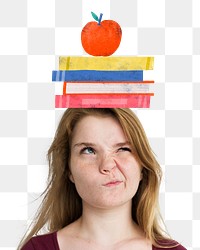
top-left (21, 232), bottom-right (187, 250)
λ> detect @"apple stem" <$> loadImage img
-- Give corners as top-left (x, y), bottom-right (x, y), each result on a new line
top-left (98, 13), bottom-right (103, 25)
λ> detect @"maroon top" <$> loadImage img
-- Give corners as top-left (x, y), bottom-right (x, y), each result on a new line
top-left (21, 232), bottom-right (187, 250)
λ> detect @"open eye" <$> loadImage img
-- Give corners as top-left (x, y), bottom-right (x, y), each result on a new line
top-left (118, 147), bottom-right (132, 152)
top-left (80, 147), bottom-right (95, 155)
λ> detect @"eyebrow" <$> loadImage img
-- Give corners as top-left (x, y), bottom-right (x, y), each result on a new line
top-left (73, 141), bottom-right (131, 148)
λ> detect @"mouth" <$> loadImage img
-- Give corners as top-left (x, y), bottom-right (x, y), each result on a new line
top-left (103, 181), bottom-right (123, 187)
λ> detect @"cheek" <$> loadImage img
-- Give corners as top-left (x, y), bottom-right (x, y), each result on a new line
top-left (70, 157), bottom-right (96, 187)
top-left (128, 170), bottom-right (142, 196)
top-left (71, 171), bottom-right (101, 205)
top-left (71, 170), bottom-right (94, 198)
top-left (117, 155), bottom-right (141, 175)
top-left (119, 157), bottom-right (142, 188)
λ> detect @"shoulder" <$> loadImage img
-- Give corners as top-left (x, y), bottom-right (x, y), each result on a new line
top-left (21, 232), bottom-right (59, 250)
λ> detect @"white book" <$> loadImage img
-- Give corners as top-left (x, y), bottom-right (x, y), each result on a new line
top-left (55, 82), bottom-right (152, 94)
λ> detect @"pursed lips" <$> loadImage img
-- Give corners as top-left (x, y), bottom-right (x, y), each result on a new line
top-left (103, 180), bottom-right (123, 187)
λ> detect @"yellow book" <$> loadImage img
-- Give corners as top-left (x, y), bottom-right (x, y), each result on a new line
top-left (59, 56), bottom-right (154, 70)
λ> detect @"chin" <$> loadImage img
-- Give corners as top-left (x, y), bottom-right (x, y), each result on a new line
top-left (89, 198), bottom-right (131, 209)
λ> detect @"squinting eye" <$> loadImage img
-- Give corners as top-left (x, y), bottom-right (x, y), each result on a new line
top-left (81, 147), bottom-right (95, 155)
top-left (118, 147), bottom-right (132, 152)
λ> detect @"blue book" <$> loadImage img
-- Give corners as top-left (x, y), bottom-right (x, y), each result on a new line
top-left (52, 70), bottom-right (143, 82)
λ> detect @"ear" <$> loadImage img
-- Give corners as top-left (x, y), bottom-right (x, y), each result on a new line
top-left (69, 172), bottom-right (75, 183)
top-left (68, 162), bottom-right (75, 183)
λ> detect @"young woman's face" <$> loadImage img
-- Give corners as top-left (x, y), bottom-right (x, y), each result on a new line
top-left (70, 115), bottom-right (142, 209)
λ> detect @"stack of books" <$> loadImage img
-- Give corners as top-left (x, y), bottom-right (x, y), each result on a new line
top-left (52, 56), bottom-right (154, 108)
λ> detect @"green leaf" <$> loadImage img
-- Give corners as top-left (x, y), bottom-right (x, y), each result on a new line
top-left (91, 12), bottom-right (99, 22)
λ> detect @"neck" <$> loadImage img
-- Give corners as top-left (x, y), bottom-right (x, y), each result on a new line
top-left (77, 201), bottom-right (143, 246)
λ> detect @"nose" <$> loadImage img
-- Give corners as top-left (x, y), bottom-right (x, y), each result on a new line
top-left (99, 155), bottom-right (117, 174)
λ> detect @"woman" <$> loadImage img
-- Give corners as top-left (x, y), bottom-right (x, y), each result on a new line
top-left (18, 108), bottom-right (186, 250)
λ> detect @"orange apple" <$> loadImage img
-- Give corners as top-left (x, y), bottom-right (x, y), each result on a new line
top-left (81, 12), bottom-right (122, 56)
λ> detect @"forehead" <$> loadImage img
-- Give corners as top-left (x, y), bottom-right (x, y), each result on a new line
top-left (71, 115), bottom-right (127, 143)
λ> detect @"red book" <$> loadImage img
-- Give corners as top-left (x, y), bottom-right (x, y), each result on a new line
top-left (55, 94), bottom-right (153, 108)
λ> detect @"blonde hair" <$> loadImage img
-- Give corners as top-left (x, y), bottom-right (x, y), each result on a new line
top-left (18, 108), bottom-right (176, 249)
